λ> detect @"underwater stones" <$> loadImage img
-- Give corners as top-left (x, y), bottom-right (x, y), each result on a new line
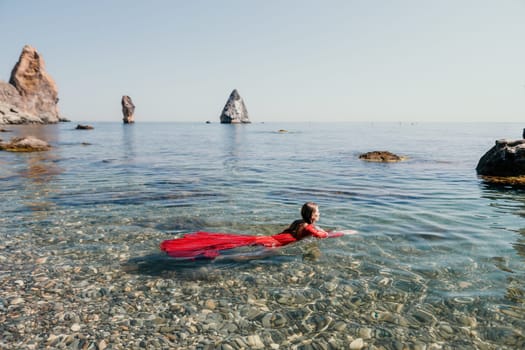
top-left (262, 312), bottom-right (287, 328)
top-left (121, 95), bottom-right (135, 124)
top-left (476, 139), bottom-right (525, 184)
top-left (220, 89), bottom-right (251, 124)
top-left (0, 136), bottom-right (51, 152)
top-left (0, 221), bottom-right (522, 349)
top-left (359, 151), bottom-right (406, 162)
top-left (0, 45), bottom-right (61, 124)
top-left (412, 308), bottom-right (438, 326)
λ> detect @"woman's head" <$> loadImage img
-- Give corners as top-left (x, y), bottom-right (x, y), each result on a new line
top-left (301, 202), bottom-right (320, 224)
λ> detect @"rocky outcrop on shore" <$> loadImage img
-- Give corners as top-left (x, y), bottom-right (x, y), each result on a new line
top-left (0, 45), bottom-right (62, 124)
top-left (220, 89), bottom-right (250, 124)
top-left (0, 136), bottom-right (51, 152)
top-left (359, 151), bottom-right (406, 162)
top-left (122, 95), bottom-right (135, 124)
top-left (476, 139), bottom-right (525, 184)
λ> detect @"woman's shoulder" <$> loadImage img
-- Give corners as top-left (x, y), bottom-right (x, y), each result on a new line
top-left (282, 219), bottom-right (306, 234)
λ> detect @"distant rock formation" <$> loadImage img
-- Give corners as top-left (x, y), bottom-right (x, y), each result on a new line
top-left (0, 45), bottom-right (61, 124)
top-left (220, 89), bottom-right (250, 124)
top-left (359, 151), bottom-right (406, 162)
top-left (122, 95), bottom-right (135, 124)
top-left (75, 124), bottom-right (94, 130)
top-left (476, 139), bottom-right (525, 179)
top-left (0, 136), bottom-right (51, 152)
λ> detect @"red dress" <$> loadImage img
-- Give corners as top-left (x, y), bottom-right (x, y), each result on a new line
top-left (160, 224), bottom-right (342, 259)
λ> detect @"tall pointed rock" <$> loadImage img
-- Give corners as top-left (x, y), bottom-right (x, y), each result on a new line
top-left (220, 89), bottom-right (250, 124)
top-left (7, 45), bottom-right (61, 123)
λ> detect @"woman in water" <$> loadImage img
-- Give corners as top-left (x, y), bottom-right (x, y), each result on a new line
top-left (281, 201), bottom-right (328, 239)
top-left (160, 202), bottom-right (352, 259)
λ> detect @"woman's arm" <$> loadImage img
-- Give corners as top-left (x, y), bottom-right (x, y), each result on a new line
top-left (303, 224), bottom-right (328, 238)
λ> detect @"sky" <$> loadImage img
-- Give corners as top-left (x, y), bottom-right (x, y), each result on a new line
top-left (0, 0), bottom-right (524, 123)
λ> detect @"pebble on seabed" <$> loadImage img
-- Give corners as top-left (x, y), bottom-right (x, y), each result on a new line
top-left (349, 338), bottom-right (364, 349)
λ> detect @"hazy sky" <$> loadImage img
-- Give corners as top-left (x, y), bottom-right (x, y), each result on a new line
top-left (1, 0), bottom-right (524, 123)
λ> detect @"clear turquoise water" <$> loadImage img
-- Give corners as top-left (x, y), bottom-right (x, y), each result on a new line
top-left (1, 122), bottom-right (524, 347)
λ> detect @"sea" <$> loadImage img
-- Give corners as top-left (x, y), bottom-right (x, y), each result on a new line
top-left (1, 122), bottom-right (524, 349)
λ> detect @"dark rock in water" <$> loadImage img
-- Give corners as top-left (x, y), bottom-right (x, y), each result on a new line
top-left (220, 89), bottom-right (250, 124)
top-left (122, 95), bottom-right (135, 124)
top-left (476, 139), bottom-right (525, 182)
top-left (0, 128), bottom-right (12, 132)
top-left (0, 136), bottom-right (51, 152)
top-left (75, 124), bottom-right (94, 130)
top-left (359, 151), bottom-right (405, 162)
top-left (0, 45), bottom-right (62, 124)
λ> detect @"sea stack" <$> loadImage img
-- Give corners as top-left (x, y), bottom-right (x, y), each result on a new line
top-left (0, 45), bottom-right (61, 124)
top-left (122, 95), bottom-right (135, 124)
top-left (220, 89), bottom-right (250, 124)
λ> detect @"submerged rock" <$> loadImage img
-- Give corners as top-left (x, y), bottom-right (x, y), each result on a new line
top-left (359, 151), bottom-right (405, 162)
top-left (476, 139), bottom-right (525, 184)
top-left (0, 45), bottom-right (61, 124)
top-left (121, 95), bottom-right (135, 124)
top-left (0, 136), bottom-right (51, 152)
top-left (220, 89), bottom-right (250, 124)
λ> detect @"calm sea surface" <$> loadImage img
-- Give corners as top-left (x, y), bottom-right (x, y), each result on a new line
top-left (1, 122), bottom-right (524, 349)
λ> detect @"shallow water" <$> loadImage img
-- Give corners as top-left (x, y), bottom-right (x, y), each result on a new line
top-left (1, 122), bottom-right (524, 349)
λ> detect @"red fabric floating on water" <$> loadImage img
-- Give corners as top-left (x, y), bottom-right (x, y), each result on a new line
top-left (160, 230), bottom-right (347, 259)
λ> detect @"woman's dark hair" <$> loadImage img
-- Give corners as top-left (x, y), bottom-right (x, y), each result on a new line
top-left (301, 202), bottom-right (318, 224)
top-left (283, 202), bottom-right (319, 235)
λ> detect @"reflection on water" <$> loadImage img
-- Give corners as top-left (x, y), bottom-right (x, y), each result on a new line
top-left (221, 124), bottom-right (247, 176)
top-left (480, 185), bottom-right (525, 259)
top-left (19, 152), bottom-right (63, 184)
top-left (480, 184), bottom-right (525, 313)
top-left (121, 123), bottom-right (136, 160)
top-left (1, 125), bottom-right (64, 213)
top-left (20, 152), bottom-right (63, 214)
